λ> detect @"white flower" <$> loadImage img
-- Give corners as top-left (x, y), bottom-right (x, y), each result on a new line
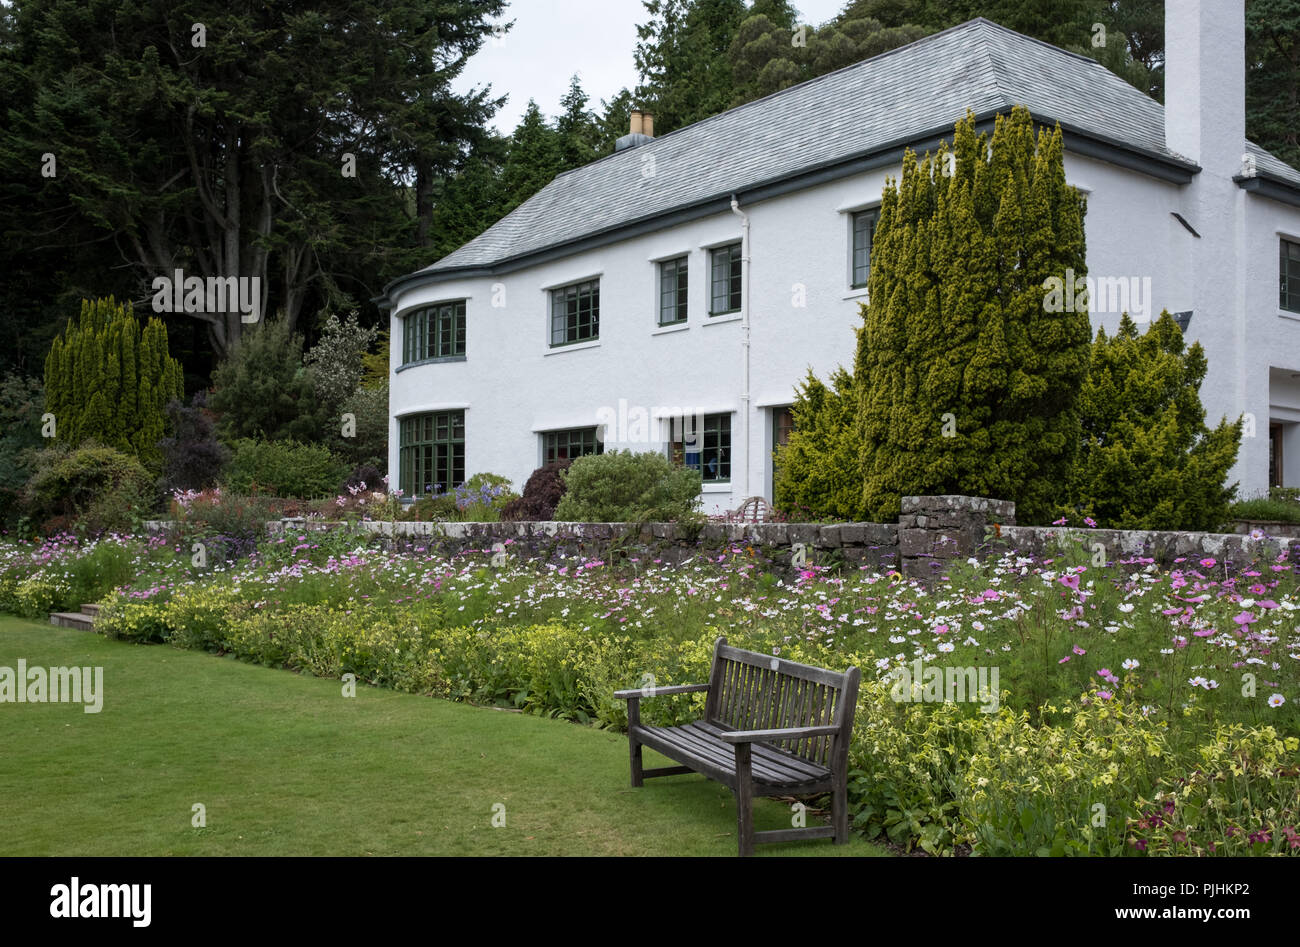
top-left (1122, 659), bottom-right (1139, 670)
top-left (1268, 694), bottom-right (1286, 708)
top-left (889, 635), bottom-right (906, 644)
top-left (1118, 603), bottom-right (1135, 613)
top-left (1240, 598), bottom-right (1256, 608)
top-left (937, 642), bottom-right (955, 653)
top-left (971, 620), bottom-right (985, 632)
top-left (1188, 676), bottom-right (1208, 688)
top-left (1105, 624), bottom-right (1120, 634)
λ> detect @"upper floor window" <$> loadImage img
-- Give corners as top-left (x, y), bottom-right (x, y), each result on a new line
top-left (670, 411), bottom-right (731, 483)
top-left (542, 427), bottom-right (603, 465)
top-left (402, 301), bottom-right (466, 364)
top-left (659, 257), bottom-right (688, 326)
top-left (710, 243), bottom-right (742, 315)
top-left (399, 410), bottom-right (465, 497)
top-left (1282, 238), bottom-right (1300, 313)
top-left (851, 209), bottom-right (878, 289)
top-left (551, 279), bottom-right (600, 346)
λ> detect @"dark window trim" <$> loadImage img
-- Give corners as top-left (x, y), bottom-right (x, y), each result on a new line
top-left (540, 426), bottom-right (604, 465)
top-left (1281, 237), bottom-right (1300, 314)
top-left (658, 256), bottom-right (689, 326)
top-left (401, 300), bottom-right (466, 365)
top-left (850, 208), bottom-right (878, 289)
top-left (549, 278), bottom-right (600, 347)
top-left (709, 243), bottom-right (742, 316)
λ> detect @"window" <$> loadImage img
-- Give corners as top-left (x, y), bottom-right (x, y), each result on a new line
top-left (851, 209), bottom-right (878, 288)
top-left (398, 411), bottom-right (465, 496)
top-left (670, 412), bottom-right (730, 483)
top-left (542, 427), bottom-right (603, 465)
top-left (771, 406), bottom-right (794, 496)
top-left (402, 301), bottom-right (466, 364)
top-left (551, 279), bottom-right (600, 346)
top-left (1282, 238), bottom-right (1300, 313)
top-left (658, 257), bottom-right (688, 326)
top-left (709, 243), bottom-right (742, 315)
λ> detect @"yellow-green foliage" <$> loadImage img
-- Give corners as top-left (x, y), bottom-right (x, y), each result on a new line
top-left (12, 576), bottom-right (70, 619)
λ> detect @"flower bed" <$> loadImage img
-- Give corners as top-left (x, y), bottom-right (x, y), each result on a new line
top-left (2, 529), bottom-right (1297, 855)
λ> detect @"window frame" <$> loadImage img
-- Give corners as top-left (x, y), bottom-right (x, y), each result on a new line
top-left (658, 256), bottom-right (689, 326)
top-left (550, 279), bottom-right (600, 347)
top-left (709, 243), bottom-right (742, 316)
top-left (1281, 237), bottom-right (1300, 314)
top-left (850, 209), bottom-right (878, 289)
top-left (401, 300), bottom-right (467, 365)
top-left (398, 410), bottom-right (465, 497)
top-left (541, 427), bottom-right (603, 466)
top-left (669, 411), bottom-right (731, 484)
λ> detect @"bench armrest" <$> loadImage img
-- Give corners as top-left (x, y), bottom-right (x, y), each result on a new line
top-left (718, 725), bottom-right (841, 744)
top-left (613, 683), bottom-right (710, 701)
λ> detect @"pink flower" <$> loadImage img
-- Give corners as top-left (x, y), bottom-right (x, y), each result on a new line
top-left (1097, 691), bottom-right (1113, 700)
top-left (1084, 517), bottom-right (1097, 528)
top-left (1233, 611), bottom-right (1257, 625)
top-left (1199, 558), bottom-right (1216, 568)
top-left (1072, 645), bottom-right (1086, 656)
top-left (1052, 517), bottom-right (1068, 526)
top-left (1059, 656), bottom-right (1071, 664)
top-left (1193, 629), bottom-right (1215, 637)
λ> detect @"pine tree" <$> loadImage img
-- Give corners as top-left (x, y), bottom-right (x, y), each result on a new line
top-left (41, 296), bottom-right (183, 471)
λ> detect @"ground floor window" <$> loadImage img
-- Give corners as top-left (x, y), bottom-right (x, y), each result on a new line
top-left (1271, 422), bottom-right (1284, 488)
top-left (542, 427), bottom-right (602, 465)
top-left (399, 411), bottom-right (465, 496)
top-left (670, 412), bottom-right (730, 483)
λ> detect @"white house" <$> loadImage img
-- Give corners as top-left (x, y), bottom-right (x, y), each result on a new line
top-left (379, 1), bottom-right (1300, 516)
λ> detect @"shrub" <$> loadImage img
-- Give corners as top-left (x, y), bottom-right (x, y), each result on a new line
top-left (223, 439), bottom-right (346, 498)
top-left (501, 459), bottom-right (572, 521)
top-left (303, 311), bottom-right (379, 414)
top-left (554, 450), bottom-right (701, 522)
top-left (171, 488), bottom-right (281, 557)
top-left (773, 367), bottom-right (865, 520)
top-left (330, 384), bottom-right (388, 468)
top-left (42, 296), bottom-right (183, 471)
top-left (209, 319), bottom-right (325, 442)
top-left (1064, 312), bottom-right (1241, 530)
top-left (23, 443), bottom-right (154, 535)
top-left (158, 391), bottom-right (230, 493)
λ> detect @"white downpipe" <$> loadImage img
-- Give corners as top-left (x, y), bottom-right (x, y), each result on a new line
top-left (730, 194), bottom-right (751, 498)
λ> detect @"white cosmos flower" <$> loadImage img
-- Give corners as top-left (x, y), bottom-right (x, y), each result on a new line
top-left (1122, 659), bottom-right (1139, 670)
top-left (1118, 603), bottom-right (1135, 613)
top-left (937, 642), bottom-right (955, 653)
top-left (1268, 694), bottom-right (1286, 708)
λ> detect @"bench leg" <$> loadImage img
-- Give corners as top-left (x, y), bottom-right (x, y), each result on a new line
top-left (734, 743), bottom-right (754, 857)
top-left (629, 735), bottom-right (644, 787)
top-left (832, 777), bottom-right (849, 844)
top-left (627, 699), bottom-right (643, 787)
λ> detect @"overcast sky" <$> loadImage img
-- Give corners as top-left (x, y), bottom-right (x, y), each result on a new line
top-left (455, 0), bottom-right (850, 134)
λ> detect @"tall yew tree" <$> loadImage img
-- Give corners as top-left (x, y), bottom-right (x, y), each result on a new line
top-left (43, 297), bottom-right (184, 471)
top-left (856, 107), bottom-right (1092, 522)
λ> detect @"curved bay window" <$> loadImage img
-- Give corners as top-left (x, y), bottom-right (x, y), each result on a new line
top-left (399, 411), bottom-right (465, 496)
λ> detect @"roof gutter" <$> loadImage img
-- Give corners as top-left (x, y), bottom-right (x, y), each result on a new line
top-left (373, 114), bottom-right (1202, 311)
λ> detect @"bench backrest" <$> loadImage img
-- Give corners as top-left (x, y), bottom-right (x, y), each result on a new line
top-left (704, 637), bottom-right (859, 768)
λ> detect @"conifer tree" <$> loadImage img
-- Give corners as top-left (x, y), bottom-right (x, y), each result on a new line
top-left (1065, 312), bottom-right (1241, 530)
top-left (42, 296), bottom-right (183, 471)
top-left (856, 107), bottom-right (1092, 522)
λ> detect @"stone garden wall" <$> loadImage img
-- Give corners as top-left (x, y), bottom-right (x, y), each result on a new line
top-left (136, 493), bottom-right (1300, 578)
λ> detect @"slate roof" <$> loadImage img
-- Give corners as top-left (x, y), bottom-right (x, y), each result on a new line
top-left (403, 17), bottom-right (1300, 286)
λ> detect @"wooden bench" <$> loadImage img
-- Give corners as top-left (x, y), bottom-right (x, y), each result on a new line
top-left (615, 637), bottom-right (860, 856)
top-left (727, 495), bottom-right (773, 523)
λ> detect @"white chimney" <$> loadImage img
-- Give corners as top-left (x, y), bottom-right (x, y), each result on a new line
top-left (1165, 0), bottom-right (1246, 176)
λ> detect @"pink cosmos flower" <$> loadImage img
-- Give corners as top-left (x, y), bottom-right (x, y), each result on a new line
top-left (1072, 645), bottom-right (1086, 656)
top-left (1097, 691), bottom-right (1113, 700)
top-left (1193, 629), bottom-right (1214, 637)
top-left (1059, 656), bottom-right (1071, 664)
top-left (1052, 517), bottom-right (1067, 525)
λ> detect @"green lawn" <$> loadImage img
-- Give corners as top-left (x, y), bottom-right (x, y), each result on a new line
top-left (0, 617), bottom-right (886, 857)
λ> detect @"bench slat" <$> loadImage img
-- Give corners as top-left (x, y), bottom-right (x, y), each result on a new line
top-left (638, 722), bottom-right (830, 787)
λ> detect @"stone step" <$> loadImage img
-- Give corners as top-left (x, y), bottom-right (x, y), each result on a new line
top-left (49, 612), bottom-right (95, 631)
top-left (80, 603), bottom-right (101, 616)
